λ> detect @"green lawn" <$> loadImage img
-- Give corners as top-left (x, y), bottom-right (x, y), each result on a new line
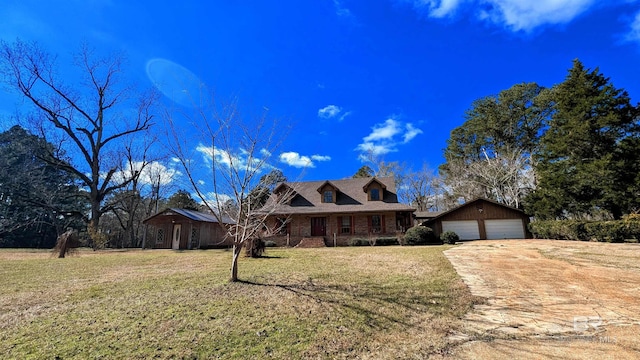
top-left (0, 246), bottom-right (478, 359)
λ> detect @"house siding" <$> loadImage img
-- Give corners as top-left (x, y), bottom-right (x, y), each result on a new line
top-left (144, 211), bottom-right (232, 249)
top-left (424, 199), bottom-right (530, 239)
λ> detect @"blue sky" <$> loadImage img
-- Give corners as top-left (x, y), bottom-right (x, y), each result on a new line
top-left (2, 0), bottom-right (640, 185)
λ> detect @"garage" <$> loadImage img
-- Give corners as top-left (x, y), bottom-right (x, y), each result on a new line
top-left (421, 198), bottom-right (530, 240)
top-left (442, 220), bottom-right (480, 240)
top-left (485, 219), bottom-right (525, 239)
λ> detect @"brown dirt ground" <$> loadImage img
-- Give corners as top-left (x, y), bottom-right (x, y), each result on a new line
top-left (443, 239), bottom-right (640, 359)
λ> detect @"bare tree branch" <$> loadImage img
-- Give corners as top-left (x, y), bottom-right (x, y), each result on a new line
top-left (0, 39), bottom-right (158, 246)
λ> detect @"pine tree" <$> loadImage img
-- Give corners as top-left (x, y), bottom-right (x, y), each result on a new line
top-left (530, 60), bottom-right (639, 219)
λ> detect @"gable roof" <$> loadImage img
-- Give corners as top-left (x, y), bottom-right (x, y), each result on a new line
top-left (422, 198), bottom-right (524, 223)
top-left (143, 208), bottom-right (235, 224)
top-left (266, 177), bottom-right (415, 215)
top-left (362, 177), bottom-right (387, 192)
top-left (316, 180), bottom-right (339, 193)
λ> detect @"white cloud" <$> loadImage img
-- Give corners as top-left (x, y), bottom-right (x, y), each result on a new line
top-left (109, 161), bottom-right (180, 188)
top-left (403, 123), bottom-right (424, 143)
top-left (279, 151), bottom-right (331, 168)
top-left (199, 192), bottom-right (233, 211)
top-left (196, 144), bottom-right (268, 173)
top-left (280, 152), bottom-right (314, 168)
top-left (356, 118), bottom-right (423, 160)
top-left (626, 10), bottom-right (640, 43)
top-left (333, 0), bottom-right (353, 17)
top-left (311, 154), bottom-right (332, 161)
top-left (318, 104), bottom-right (342, 119)
top-left (363, 119), bottom-right (402, 142)
top-left (480, 0), bottom-right (595, 31)
top-left (338, 111), bottom-right (353, 121)
top-left (318, 105), bottom-right (351, 121)
top-left (406, 0), bottom-right (598, 32)
top-left (412, 0), bottom-right (465, 18)
top-left (355, 142), bottom-right (396, 158)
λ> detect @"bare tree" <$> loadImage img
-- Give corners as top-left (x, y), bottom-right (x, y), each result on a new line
top-left (166, 98), bottom-right (295, 282)
top-left (398, 163), bottom-right (444, 211)
top-left (103, 136), bottom-right (174, 248)
top-left (0, 40), bottom-right (157, 245)
top-left (442, 148), bottom-right (534, 208)
top-left (359, 149), bottom-right (405, 186)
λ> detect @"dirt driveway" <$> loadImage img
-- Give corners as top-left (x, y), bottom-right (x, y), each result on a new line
top-left (444, 240), bottom-right (640, 359)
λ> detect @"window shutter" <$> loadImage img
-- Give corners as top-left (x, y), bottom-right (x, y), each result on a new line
top-left (382, 215), bottom-right (386, 234)
top-left (351, 215), bottom-right (354, 234)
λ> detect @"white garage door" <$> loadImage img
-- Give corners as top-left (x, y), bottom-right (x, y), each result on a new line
top-left (485, 219), bottom-right (525, 239)
top-left (442, 220), bottom-right (480, 240)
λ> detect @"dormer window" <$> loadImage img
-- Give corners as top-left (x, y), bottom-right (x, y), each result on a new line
top-left (363, 177), bottom-right (386, 201)
top-left (317, 181), bottom-right (339, 203)
top-left (324, 190), bottom-right (333, 203)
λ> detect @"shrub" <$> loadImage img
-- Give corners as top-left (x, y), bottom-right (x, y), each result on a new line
top-left (373, 237), bottom-right (399, 246)
top-left (441, 231), bottom-right (459, 245)
top-left (529, 219), bottom-right (640, 242)
top-left (349, 238), bottom-right (369, 246)
top-left (404, 226), bottom-right (439, 245)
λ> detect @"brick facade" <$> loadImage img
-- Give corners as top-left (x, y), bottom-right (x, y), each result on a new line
top-left (264, 212), bottom-right (405, 247)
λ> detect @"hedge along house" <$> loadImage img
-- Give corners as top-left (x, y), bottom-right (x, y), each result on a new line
top-left (421, 198), bottom-right (530, 240)
top-left (143, 208), bottom-right (234, 250)
top-left (262, 177), bottom-right (415, 247)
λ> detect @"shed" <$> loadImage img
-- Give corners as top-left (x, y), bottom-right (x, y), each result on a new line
top-left (143, 208), bottom-right (234, 249)
top-left (422, 198), bottom-right (530, 240)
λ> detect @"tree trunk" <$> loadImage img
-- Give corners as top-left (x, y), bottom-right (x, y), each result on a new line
top-left (230, 243), bottom-right (242, 282)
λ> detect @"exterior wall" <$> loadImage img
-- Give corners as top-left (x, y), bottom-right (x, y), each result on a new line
top-left (426, 200), bottom-right (530, 239)
top-left (146, 214), bottom-right (231, 249)
top-left (264, 211), bottom-right (404, 247)
top-left (152, 223), bottom-right (172, 248)
top-left (198, 223), bottom-right (232, 248)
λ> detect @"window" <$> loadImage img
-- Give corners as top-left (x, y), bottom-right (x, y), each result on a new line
top-left (370, 215), bottom-right (382, 233)
top-left (190, 227), bottom-right (199, 249)
top-left (156, 228), bottom-right (164, 244)
top-left (370, 188), bottom-right (380, 201)
top-left (324, 190), bottom-right (333, 203)
top-left (340, 216), bottom-right (352, 234)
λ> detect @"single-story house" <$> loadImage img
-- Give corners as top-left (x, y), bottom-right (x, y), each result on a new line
top-left (421, 198), bottom-right (530, 240)
top-left (143, 208), bottom-right (234, 249)
top-left (262, 177), bottom-right (415, 247)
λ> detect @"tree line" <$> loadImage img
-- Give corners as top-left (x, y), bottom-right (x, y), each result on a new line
top-left (1, 39), bottom-right (639, 252)
top-left (439, 59), bottom-right (639, 220)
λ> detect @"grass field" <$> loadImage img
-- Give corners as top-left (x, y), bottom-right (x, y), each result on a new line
top-left (0, 246), bottom-right (478, 359)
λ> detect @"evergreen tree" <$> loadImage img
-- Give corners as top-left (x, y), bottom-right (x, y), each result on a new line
top-left (353, 165), bottom-right (374, 178)
top-left (0, 126), bottom-right (88, 247)
top-left (443, 82), bottom-right (552, 164)
top-left (441, 82), bottom-right (553, 205)
top-left (528, 60), bottom-right (640, 219)
top-left (166, 190), bottom-right (199, 210)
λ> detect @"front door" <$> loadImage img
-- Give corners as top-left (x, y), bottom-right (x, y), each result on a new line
top-left (172, 224), bottom-right (182, 250)
top-left (311, 217), bottom-right (326, 236)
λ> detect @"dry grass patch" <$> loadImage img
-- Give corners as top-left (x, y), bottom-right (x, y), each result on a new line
top-left (0, 246), bottom-right (478, 359)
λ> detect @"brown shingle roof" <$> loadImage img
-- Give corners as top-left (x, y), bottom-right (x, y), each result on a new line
top-left (267, 177), bottom-right (415, 215)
